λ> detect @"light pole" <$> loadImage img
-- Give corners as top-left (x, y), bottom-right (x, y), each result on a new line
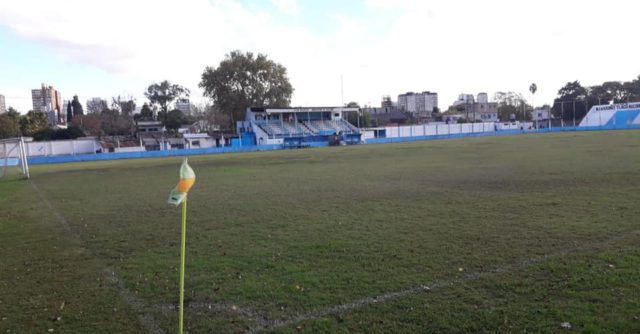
top-left (529, 83), bottom-right (537, 130)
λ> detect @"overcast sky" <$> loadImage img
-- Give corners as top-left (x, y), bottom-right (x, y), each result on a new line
top-left (1, 0), bottom-right (639, 113)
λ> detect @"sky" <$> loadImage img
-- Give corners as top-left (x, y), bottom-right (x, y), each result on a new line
top-left (1, 0), bottom-right (639, 113)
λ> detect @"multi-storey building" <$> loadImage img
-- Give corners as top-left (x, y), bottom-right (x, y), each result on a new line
top-left (397, 91), bottom-right (438, 116)
top-left (31, 84), bottom-right (63, 125)
top-left (451, 93), bottom-right (499, 122)
top-left (175, 98), bottom-right (191, 114)
top-left (0, 94), bottom-right (6, 114)
top-left (381, 96), bottom-right (393, 108)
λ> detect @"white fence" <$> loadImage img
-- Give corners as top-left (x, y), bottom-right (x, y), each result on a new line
top-left (2, 139), bottom-right (101, 158)
top-left (363, 122), bottom-right (499, 140)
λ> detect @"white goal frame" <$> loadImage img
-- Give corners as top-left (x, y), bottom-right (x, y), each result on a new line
top-left (0, 137), bottom-right (30, 179)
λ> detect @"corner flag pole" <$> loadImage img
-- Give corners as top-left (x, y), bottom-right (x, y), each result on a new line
top-left (168, 158), bottom-right (195, 334)
top-left (179, 198), bottom-right (187, 334)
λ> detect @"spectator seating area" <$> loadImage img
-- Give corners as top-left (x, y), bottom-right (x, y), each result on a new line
top-left (256, 119), bottom-right (358, 138)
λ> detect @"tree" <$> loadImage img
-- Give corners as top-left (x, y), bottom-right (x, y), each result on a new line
top-left (67, 101), bottom-right (73, 122)
top-left (32, 126), bottom-right (85, 141)
top-left (0, 114), bottom-right (21, 139)
top-left (87, 99), bottom-right (108, 114)
top-left (73, 114), bottom-right (101, 137)
top-left (494, 92), bottom-right (531, 121)
top-left (199, 50), bottom-right (294, 129)
top-left (71, 95), bottom-right (85, 116)
top-left (557, 81), bottom-right (588, 100)
top-left (7, 107), bottom-right (20, 120)
top-left (112, 96), bottom-right (136, 115)
top-left (19, 111), bottom-right (49, 136)
top-left (164, 109), bottom-right (187, 132)
top-left (345, 110), bottom-right (371, 128)
top-left (552, 81), bottom-right (590, 121)
top-left (203, 104), bottom-right (230, 132)
top-left (134, 103), bottom-right (154, 122)
top-left (144, 81), bottom-right (189, 116)
top-left (100, 108), bottom-right (134, 136)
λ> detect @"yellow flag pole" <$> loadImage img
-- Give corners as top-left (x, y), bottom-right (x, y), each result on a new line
top-left (178, 197), bottom-right (187, 334)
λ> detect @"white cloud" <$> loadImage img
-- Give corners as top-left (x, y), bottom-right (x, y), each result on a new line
top-left (1, 0), bottom-right (640, 113)
top-left (270, 0), bottom-right (301, 16)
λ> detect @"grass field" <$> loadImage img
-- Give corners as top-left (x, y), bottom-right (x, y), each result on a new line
top-left (1, 131), bottom-right (640, 333)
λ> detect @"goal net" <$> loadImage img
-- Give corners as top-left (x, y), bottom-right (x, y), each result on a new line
top-left (0, 137), bottom-right (30, 179)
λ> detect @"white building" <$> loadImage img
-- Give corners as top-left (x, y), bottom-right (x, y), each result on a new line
top-left (453, 94), bottom-right (475, 106)
top-left (450, 93), bottom-right (499, 122)
top-left (0, 94), bottom-right (6, 113)
top-left (175, 98), bottom-right (191, 114)
top-left (397, 91), bottom-right (438, 116)
top-left (531, 106), bottom-right (551, 125)
top-left (184, 133), bottom-right (217, 149)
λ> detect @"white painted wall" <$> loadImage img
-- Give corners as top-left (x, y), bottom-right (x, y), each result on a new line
top-left (114, 146), bottom-right (145, 153)
top-left (579, 103), bottom-right (640, 127)
top-left (363, 123), bottom-right (497, 141)
top-left (23, 139), bottom-right (99, 157)
top-left (580, 109), bottom-right (616, 127)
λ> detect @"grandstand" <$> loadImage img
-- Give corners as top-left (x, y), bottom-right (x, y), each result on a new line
top-left (238, 107), bottom-right (361, 146)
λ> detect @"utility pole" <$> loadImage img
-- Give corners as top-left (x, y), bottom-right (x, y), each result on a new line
top-left (529, 83), bottom-right (538, 129)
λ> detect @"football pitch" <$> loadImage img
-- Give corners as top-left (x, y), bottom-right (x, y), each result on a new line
top-left (1, 131), bottom-right (639, 333)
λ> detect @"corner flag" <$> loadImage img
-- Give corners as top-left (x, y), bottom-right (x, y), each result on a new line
top-left (169, 158), bottom-right (195, 334)
top-left (168, 158), bottom-right (196, 206)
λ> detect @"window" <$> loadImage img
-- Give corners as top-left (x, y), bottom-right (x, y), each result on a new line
top-left (334, 113), bottom-right (340, 117)
top-left (192, 140), bottom-right (200, 147)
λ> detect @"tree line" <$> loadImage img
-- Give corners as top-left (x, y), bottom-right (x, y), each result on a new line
top-left (0, 89), bottom-right (200, 140)
top-left (552, 76), bottom-right (640, 121)
top-left (1, 50), bottom-right (295, 140)
top-left (7, 47), bottom-right (637, 140)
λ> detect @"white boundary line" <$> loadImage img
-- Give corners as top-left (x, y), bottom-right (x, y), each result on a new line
top-left (30, 181), bottom-right (165, 334)
top-left (249, 230), bottom-right (640, 333)
top-left (28, 179), bottom-right (640, 334)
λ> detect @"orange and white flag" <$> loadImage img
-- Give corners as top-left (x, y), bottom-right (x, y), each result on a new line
top-left (168, 158), bottom-right (195, 206)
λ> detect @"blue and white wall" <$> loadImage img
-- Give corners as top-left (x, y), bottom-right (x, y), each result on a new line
top-left (580, 103), bottom-right (640, 127)
top-left (362, 122), bottom-right (499, 140)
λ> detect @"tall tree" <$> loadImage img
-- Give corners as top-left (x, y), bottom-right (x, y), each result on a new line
top-left (66, 101), bottom-right (73, 122)
top-left (164, 109), bottom-right (187, 132)
top-left (199, 50), bottom-right (294, 129)
top-left (19, 111), bottom-right (49, 136)
top-left (73, 114), bottom-right (101, 137)
top-left (100, 108), bottom-right (133, 136)
top-left (144, 81), bottom-right (189, 117)
top-left (71, 95), bottom-right (84, 116)
top-left (86, 99), bottom-right (108, 114)
top-left (112, 96), bottom-right (137, 115)
top-left (0, 114), bottom-right (21, 138)
top-left (494, 92), bottom-right (531, 121)
top-left (552, 81), bottom-right (588, 121)
top-left (134, 103), bottom-right (155, 122)
top-left (7, 107), bottom-right (19, 119)
top-left (619, 75), bottom-right (640, 101)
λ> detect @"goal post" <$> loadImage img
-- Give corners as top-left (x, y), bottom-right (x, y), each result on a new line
top-left (0, 137), bottom-right (30, 179)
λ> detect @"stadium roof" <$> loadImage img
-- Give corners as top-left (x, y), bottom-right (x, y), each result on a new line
top-left (249, 107), bottom-right (359, 114)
